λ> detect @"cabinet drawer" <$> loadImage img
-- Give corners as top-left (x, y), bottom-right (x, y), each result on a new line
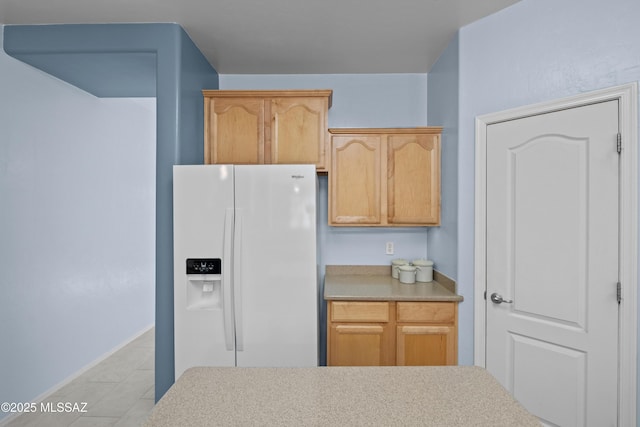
top-left (330, 301), bottom-right (390, 322)
top-left (397, 302), bottom-right (455, 324)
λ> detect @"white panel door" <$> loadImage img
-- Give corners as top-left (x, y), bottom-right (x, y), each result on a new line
top-left (234, 165), bottom-right (318, 367)
top-left (485, 101), bottom-right (619, 426)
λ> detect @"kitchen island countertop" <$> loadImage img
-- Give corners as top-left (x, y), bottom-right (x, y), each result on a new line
top-left (144, 366), bottom-right (539, 426)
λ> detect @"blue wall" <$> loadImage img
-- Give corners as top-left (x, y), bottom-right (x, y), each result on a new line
top-left (4, 24), bottom-right (158, 97)
top-left (456, 0), bottom-right (640, 415)
top-left (4, 23), bottom-right (219, 401)
top-left (0, 27), bottom-right (157, 422)
top-left (221, 73), bottom-right (428, 128)
top-left (426, 33), bottom-right (459, 281)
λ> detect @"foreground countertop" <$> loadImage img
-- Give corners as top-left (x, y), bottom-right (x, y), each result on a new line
top-left (324, 265), bottom-right (463, 302)
top-left (144, 366), bottom-right (539, 427)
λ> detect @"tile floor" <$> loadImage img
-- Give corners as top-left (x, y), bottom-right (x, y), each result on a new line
top-left (5, 328), bottom-right (155, 427)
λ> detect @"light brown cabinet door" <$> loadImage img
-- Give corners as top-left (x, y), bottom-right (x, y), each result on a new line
top-left (270, 97), bottom-right (328, 170)
top-left (396, 301), bottom-right (457, 366)
top-left (396, 325), bottom-right (456, 366)
top-left (203, 90), bottom-right (332, 170)
top-left (396, 301), bottom-right (456, 324)
top-left (328, 128), bottom-right (441, 227)
top-left (387, 134), bottom-right (440, 225)
top-left (329, 324), bottom-right (394, 366)
top-left (327, 301), bottom-right (394, 366)
top-left (327, 300), bottom-right (458, 367)
top-left (205, 98), bottom-right (265, 164)
top-left (329, 136), bottom-right (382, 224)
top-left (330, 301), bottom-right (390, 323)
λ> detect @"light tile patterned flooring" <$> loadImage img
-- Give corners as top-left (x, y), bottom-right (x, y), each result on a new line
top-left (6, 328), bottom-right (155, 427)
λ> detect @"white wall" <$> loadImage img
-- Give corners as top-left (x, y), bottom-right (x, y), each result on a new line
top-left (456, 0), bottom-right (640, 371)
top-left (0, 27), bottom-right (156, 420)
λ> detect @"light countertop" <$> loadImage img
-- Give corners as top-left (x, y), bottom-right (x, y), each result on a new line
top-left (144, 366), bottom-right (539, 426)
top-left (324, 265), bottom-right (463, 302)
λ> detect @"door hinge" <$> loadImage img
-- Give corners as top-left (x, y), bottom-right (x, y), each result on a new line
top-left (617, 133), bottom-right (622, 154)
top-left (617, 282), bottom-right (622, 304)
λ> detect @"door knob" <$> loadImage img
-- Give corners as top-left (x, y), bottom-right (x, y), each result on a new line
top-left (490, 292), bottom-right (513, 304)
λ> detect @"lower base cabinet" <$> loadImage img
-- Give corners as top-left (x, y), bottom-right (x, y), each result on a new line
top-left (327, 300), bottom-right (458, 366)
top-left (328, 301), bottom-right (395, 366)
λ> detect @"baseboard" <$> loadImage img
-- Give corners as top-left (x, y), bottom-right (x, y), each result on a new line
top-left (0, 324), bottom-right (154, 426)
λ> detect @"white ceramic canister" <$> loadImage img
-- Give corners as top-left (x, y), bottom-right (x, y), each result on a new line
top-left (391, 259), bottom-right (409, 279)
top-left (398, 265), bottom-right (417, 284)
top-left (412, 259), bottom-right (434, 282)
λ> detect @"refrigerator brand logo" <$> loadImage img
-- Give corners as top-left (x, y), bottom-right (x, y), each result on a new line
top-left (291, 175), bottom-right (305, 179)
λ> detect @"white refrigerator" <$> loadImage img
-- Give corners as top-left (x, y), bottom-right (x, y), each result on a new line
top-left (173, 164), bottom-right (318, 379)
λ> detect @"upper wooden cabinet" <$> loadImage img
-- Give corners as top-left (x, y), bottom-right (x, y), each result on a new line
top-left (329, 127), bottom-right (442, 226)
top-left (203, 90), bottom-right (332, 171)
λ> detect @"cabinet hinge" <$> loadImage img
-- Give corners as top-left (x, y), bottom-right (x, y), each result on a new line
top-left (617, 133), bottom-right (622, 154)
top-left (484, 290), bottom-right (487, 300)
top-left (617, 282), bottom-right (622, 304)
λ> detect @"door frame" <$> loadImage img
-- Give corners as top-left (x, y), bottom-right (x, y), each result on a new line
top-left (474, 82), bottom-right (638, 425)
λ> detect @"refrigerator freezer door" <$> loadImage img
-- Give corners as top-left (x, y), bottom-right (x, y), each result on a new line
top-left (234, 165), bottom-right (318, 367)
top-left (173, 165), bottom-right (236, 378)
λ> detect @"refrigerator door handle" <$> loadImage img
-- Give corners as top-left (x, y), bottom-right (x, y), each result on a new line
top-left (234, 208), bottom-right (244, 352)
top-left (223, 208), bottom-right (235, 351)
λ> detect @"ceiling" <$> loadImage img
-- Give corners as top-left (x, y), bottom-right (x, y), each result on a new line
top-left (0, 0), bottom-right (519, 74)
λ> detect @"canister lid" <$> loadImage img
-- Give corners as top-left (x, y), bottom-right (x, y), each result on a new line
top-left (391, 259), bottom-right (409, 266)
top-left (399, 265), bottom-right (417, 271)
top-left (412, 259), bottom-right (434, 267)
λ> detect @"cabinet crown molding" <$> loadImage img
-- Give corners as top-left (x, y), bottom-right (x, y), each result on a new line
top-left (203, 89), bottom-right (333, 107)
top-left (329, 127), bottom-right (442, 135)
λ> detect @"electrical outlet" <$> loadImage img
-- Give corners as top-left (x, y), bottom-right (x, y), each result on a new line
top-left (385, 242), bottom-right (394, 255)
